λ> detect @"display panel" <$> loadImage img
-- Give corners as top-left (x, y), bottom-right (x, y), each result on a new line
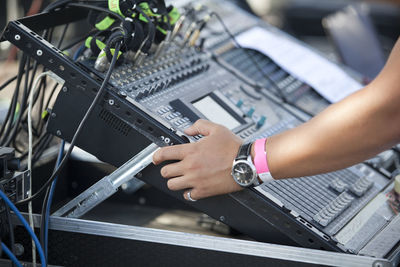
top-left (192, 96), bottom-right (241, 130)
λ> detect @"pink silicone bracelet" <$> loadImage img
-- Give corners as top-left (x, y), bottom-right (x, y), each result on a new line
top-left (254, 138), bottom-right (269, 174)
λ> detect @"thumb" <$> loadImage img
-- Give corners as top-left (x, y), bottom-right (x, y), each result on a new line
top-left (184, 119), bottom-right (216, 136)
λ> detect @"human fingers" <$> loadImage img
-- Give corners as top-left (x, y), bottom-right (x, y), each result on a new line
top-left (160, 161), bottom-right (186, 178)
top-left (153, 143), bottom-right (191, 165)
top-left (184, 119), bottom-right (217, 136)
top-left (166, 176), bottom-right (194, 191)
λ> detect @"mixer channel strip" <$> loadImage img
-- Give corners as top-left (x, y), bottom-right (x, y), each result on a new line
top-left (106, 47), bottom-right (210, 101)
top-left (313, 192), bottom-right (355, 227)
top-left (258, 165), bottom-right (379, 233)
top-left (349, 176), bottom-right (374, 197)
top-left (221, 48), bottom-right (329, 114)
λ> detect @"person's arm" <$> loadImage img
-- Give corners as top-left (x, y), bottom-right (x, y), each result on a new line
top-left (153, 38), bottom-right (400, 200)
top-left (268, 37), bottom-right (400, 178)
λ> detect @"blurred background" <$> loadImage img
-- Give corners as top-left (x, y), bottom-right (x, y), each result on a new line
top-left (0, 0), bottom-right (399, 127)
top-left (1, 0), bottom-right (400, 73)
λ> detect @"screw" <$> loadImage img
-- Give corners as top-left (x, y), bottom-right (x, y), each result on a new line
top-left (15, 35), bottom-right (20, 41)
top-left (374, 263), bottom-right (384, 267)
top-left (108, 99), bottom-right (115, 105)
top-left (62, 87), bottom-right (68, 92)
top-left (51, 113), bottom-right (56, 118)
top-left (14, 244), bottom-right (24, 256)
top-left (121, 183), bottom-right (128, 190)
top-left (36, 50), bottom-right (43, 56)
top-left (219, 216), bottom-right (225, 222)
top-left (139, 197), bottom-right (146, 205)
top-left (56, 130), bottom-right (62, 136)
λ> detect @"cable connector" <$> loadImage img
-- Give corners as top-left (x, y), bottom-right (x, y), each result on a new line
top-left (45, 71), bottom-right (65, 86)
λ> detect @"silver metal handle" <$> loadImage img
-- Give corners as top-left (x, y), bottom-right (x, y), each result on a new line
top-left (53, 143), bottom-right (159, 218)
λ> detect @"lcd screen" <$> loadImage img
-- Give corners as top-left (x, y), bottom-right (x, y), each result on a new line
top-left (192, 96), bottom-right (241, 130)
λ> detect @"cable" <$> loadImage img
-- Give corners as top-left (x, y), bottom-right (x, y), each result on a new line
top-left (73, 44), bottom-right (86, 61)
top-left (1, 242), bottom-right (22, 267)
top-left (209, 12), bottom-right (284, 97)
top-left (67, 3), bottom-right (124, 22)
top-left (0, 64), bottom-right (35, 93)
top-left (0, 190), bottom-right (46, 267)
top-left (136, 6), bottom-right (156, 53)
top-left (28, 72), bottom-right (50, 267)
top-left (31, 135), bottom-right (54, 167)
top-left (60, 30), bottom-right (97, 51)
top-left (43, 0), bottom-right (72, 12)
top-left (42, 140), bottom-right (65, 260)
top-left (0, 76), bottom-right (17, 92)
top-left (0, 55), bottom-right (27, 144)
top-left (19, 133), bottom-right (50, 162)
top-left (3, 57), bottom-right (32, 147)
top-left (16, 41), bottom-right (122, 206)
top-left (0, 184), bottom-right (15, 267)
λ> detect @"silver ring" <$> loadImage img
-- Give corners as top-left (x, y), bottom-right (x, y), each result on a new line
top-left (187, 191), bottom-right (197, 202)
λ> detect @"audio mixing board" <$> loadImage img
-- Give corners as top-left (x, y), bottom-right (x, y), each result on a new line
top-left (2, 0), bottom-right (399, 260)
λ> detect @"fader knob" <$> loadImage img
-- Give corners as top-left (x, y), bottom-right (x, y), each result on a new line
top-left (256, 116), bottom-right (266, 129)
top-left (236, 100), bottom-right (243, 108)
top-left (246, 107), bottom-right (255, 117)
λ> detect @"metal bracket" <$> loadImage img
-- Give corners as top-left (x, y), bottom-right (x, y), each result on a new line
top-left (53, 144), bottom-right (159, 218)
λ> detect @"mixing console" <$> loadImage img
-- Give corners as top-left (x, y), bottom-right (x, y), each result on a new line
top-left (83, 41), bottom-right (391, 253)
top-left (2, 0), bottom-right (398, 257)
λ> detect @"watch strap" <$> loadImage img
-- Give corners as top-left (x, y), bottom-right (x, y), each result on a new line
top-left (236, 143), bottom-right (252, 160)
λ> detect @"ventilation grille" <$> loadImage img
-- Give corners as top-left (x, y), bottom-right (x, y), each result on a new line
top-left (98, 109), bottom-right (131, 136)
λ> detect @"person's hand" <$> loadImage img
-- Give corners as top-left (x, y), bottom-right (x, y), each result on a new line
top-left (153, 119), bottom-right (243, 201)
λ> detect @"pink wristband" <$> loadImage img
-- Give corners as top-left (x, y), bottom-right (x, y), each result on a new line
top-left (254, 138), bottom-right (274, 183)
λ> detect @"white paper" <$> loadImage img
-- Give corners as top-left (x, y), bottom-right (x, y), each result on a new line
top-left (235, 27), bottom-right (363, 103)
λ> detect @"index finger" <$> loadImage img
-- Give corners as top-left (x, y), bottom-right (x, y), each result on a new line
top-left (152, 143), bottom-right (191, 165)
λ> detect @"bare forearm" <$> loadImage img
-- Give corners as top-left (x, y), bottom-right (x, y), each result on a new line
top-left (267, 39), bottom-right (400, 179)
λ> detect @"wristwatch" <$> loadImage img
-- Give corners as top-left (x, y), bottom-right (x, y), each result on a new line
top-left (231, 143), bottom-right (260, 187)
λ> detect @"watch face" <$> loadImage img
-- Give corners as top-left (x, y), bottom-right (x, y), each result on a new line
top-left (232, 161), bottom-right (255, 186)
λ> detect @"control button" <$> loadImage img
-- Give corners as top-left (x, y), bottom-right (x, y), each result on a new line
top-left (166, 114), bottom-right (175, 120)
top-left (246, 107), bottom-right (255, 117)
top-left (256, 116), bottom-right (266, 129)
top-left (236, 100), bottom-right (244, 108)
top-left (172, 112), bottom-right (181, 117)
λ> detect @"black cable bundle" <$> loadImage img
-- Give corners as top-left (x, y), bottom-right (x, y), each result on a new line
top-left (16, 40), bottom-right (122, 206)
top-left (77, 0), bottom-right (177, 65)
